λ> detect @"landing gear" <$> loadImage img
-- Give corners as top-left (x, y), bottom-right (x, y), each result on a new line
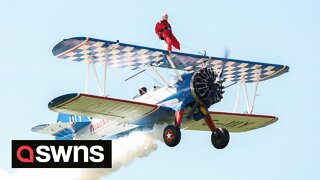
top-left (211, 128), bottom-right (230, 149)
top-left (163, 125), bottom-right (181, 147)
top-left (200, 105), bottom-right (230, 149)
top-left (163, 110), bottom-right (183, 147)
top-left (162, 106), bottom-right (230, 149)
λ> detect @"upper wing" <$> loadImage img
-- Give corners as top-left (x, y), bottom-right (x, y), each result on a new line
top-left (182, 111), bottom-right (278, 132)
top-left (48, 93), bottom-right (171, 124)
top-left (53, 37), bottom-right (289, 83)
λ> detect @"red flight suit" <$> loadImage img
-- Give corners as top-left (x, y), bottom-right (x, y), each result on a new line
top-left (155, 20), bottom-right (180, 51)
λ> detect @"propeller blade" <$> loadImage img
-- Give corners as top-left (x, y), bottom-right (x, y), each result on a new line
top-left (219, 47), bottom-right (230, 78)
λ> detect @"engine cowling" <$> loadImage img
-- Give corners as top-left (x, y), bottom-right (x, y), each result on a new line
top-left (190, 67), bottom-right (225, 107)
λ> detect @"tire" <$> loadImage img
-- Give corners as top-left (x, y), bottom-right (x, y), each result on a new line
top-left (211, 128), bottom-right (230, 149)
top-left (163, 125), bottom-right (181, 147)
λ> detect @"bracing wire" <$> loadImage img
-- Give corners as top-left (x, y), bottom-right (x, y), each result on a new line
top-left (137, 67), bottom-right (163, 86)
top-left (180, 42), bottom-right (207, 56)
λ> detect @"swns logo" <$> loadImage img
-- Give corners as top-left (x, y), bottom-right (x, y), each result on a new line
top-left (12, 140), bottom-right (112, 168)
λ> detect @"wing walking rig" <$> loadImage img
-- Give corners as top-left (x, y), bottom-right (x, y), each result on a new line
top-left (32, 37), bottom-right (289, 150)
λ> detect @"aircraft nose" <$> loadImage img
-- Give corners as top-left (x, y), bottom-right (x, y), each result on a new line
top-left (48, 93), bottom-right (79, 109)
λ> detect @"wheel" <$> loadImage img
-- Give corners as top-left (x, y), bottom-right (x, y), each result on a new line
top-left (211, 128), bottom-right (230, 149)
top-left (163, 125), bottom-right (181, 147)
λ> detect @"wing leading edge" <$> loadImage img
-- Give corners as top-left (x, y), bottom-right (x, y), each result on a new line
top-left (52, 37), bottom-right (289, 83)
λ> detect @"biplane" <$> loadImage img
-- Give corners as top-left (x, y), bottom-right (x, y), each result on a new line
top-left (32, 37), bottom-right (289, 149)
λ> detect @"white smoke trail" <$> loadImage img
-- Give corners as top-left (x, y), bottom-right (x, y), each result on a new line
top-left (0, 125), bottom-right (165, 180)
top-left (0, 167), bottom-right (81, 180)
top-left (78, 124), bottom-right (165, 180)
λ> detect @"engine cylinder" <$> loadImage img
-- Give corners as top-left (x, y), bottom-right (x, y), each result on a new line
top-left (190, 67), bottom-right (225, 107)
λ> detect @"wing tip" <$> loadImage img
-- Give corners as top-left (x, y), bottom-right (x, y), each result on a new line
top-left (48, 93), bottom-right (80, 110)
top-left (52, 37), bottom-right (89, 57)
top-left (31, 124), bottom-right (49, 132)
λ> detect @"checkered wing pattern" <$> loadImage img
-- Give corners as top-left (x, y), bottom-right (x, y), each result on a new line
top-left (53, 37), bottom-right (289, 83)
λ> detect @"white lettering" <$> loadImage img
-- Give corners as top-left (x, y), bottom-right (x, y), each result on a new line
top-left (35, 146), bottom-right (51, 162)
top-left (35, 145), bottom-right (105, 163)
top-left (89, 146), bottom-right (104, 163)
top-left (50, 146), bottom-right (73, 162)
top-left (73, 145), bottom-right (89, 162)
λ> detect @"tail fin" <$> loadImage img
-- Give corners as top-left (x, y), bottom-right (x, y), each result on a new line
top-left (57, 113), bottom-right (90, 123)
top-left (30, 113), bottom-right (90, 140)
top-left (53, 113), bottom-right (90, 140)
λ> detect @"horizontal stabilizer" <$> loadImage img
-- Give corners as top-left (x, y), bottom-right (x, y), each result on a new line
top-left (182, 111), bottom-right (278, 132)
top-left (31, 121), bottom-right (90, 139)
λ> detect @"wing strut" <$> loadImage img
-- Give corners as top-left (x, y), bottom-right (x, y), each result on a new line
top-left (85, 60), bottom-right (90, 93)
top-left (89, 54), bottom-right (103, 95)
top-left (165, 54), bottom-right (183, 81)
top-left (103, 46), bottom-right (108, 96)
top-left (233, 68), bottom-right (262, 114)
top-left (149, 66), bottom-right (170, 86)
top-left (249, 68), bottom-right (261, 113)
top-left (83, 45), bottom-right (110, 96)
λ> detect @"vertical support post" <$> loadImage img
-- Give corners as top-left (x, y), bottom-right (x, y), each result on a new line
top-left (243, 80), bottom-right (251, 113)
top-left (89, 55), bottom-right (103, 95)
top-left (165, 54), bottom-right (183, 82)
top-left (233, 78), bottom-right (243, 113)
top-left (249, 68), bottom-right (261, 114)
top-left (103, 47), bottom-right (108, 96)
top-left (85, 61), bottom-right (90, 93)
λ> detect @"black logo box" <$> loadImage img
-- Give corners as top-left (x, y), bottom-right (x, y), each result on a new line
top-left (12, 140), bottom-right (112, 168)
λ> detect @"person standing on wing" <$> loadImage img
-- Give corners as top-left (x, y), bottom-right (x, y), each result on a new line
top-left (155, 13), bottom-right (180, 52)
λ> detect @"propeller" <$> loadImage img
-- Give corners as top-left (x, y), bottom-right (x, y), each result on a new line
top-left (188, 47), bottom-right (231, 120)
top-left (190, 67), bottom-right (225, 107)
top-left (218, 47), bottom-right (229, 79)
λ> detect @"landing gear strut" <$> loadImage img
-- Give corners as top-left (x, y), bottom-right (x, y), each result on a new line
top-left (200, 106), bottom-right (230, 149)
top-left (190, 67), bottom-right (230, 149)
top-left (163, 105), bottom-right (230, 149)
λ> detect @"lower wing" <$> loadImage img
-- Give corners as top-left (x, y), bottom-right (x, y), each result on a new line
top-left (48, 93), bottom-right (173, 126)
top-left (182, 111), bottom-right (277, 132)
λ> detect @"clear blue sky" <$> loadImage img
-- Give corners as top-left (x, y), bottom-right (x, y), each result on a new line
top-left (1, 0), bottom-right (319, 179)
